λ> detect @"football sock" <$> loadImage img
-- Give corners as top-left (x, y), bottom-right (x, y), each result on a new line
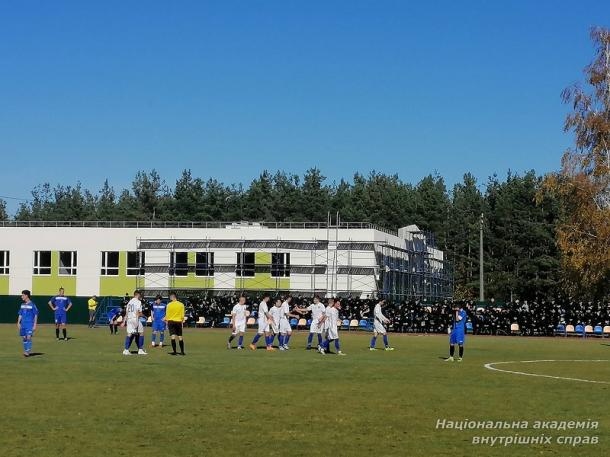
top-left (124, 336), bottom-right (131, 350)
top-left (55, 328), bottom-right (60, 339)
top-left (228, 335), bottom-right (235, 343)
top-left (138, 335), bottom-right (144, 349)
top-left (334, 339), bottom-right (340, 351)
top-left (317, 334), bottom-right (323, 345)
top-left (62, 329), bottom-right (67, 340)
top-left (323, 339), bottom-right (330, 350)
top-left (284, 334), bottom-right (291, 345)
top-left (238, 335), bottom-right (243, 347)
top-left (179, 340), bottom-right (184, 354)
top-left (22, 337), bottom-right (28, 352)
top-left (278, 335), bottom-right (285, 346)
top-left (109, 324), bottom-right (113, 334)
top-left (449, 345), bottom-right (455, 357)
top-left (459, 346), bottom-right (464, 358)
top-left (252, 333), bottom-right (261, 344)
top-left (152, 333), bottom-right (157, 344)
top-left (307, 333), bottom-right (313, 346)
top-left (27, 339), bottom-right (32, 352)
top-left (383, 335), bottom-right (389, 347)
top-left (370, 336), bottom-right (377, 348)
top-left (160, 332), bottom-right (165, 343)
top-left (171, 339), bottom-right (177, 353)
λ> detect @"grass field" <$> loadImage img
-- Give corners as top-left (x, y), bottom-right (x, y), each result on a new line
top-left (0, 325), bottom-right (609, 457)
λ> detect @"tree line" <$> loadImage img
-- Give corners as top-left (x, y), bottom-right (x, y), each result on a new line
top-left (1, 168), bottom-right (565, 301)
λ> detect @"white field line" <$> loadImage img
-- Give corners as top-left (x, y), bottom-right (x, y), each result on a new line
top-left (483, 360), bottom-right (610, 385)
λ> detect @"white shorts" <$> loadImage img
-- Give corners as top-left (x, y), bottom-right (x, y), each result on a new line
top-left (126, 319), bottom-right (143, 335)
top-left (279, 319), bottom-right (292, 334)
top-left (326, 325), bottom-right (339, 340)
top-left (374, 320), bottom-right (387, 335)
top-left (232, 322), bottom-right (246, 334)
top-left (309, 320), bottom-right (323, 334)
top-left (257, 318), bottom-right (270, 334)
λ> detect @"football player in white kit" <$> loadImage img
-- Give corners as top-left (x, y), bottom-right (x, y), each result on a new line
top-left (319, 298), bottom-right (346, 356)
top-left (294, 295), bottom-right (326, 350)
top-left (279, 296), bottom-right (299, 350)
top-left (370, 299), bottom-right (394, 351)
top-left (249, 294), bottom-right (275, 351)
top-left (227, 295), bottom-right (249, 350)
top-left (268, 298), bottom-right (284, 349)
top-left (122, 290), bottom-right (147, 355)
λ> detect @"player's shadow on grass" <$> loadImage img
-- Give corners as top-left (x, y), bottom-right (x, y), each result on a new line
top-left (27, 352), bottom-right (44, 357)
top-left (600, 344), bottom-right (610, 347)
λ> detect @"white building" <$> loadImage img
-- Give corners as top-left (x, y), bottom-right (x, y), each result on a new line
top-left (0, 221), bottom-right (452, 300)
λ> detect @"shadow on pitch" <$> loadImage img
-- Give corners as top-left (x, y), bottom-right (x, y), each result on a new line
top-left (27, 352), bottom-right (44, 357)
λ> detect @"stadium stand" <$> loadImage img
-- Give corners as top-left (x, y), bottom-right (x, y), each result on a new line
top-left (126, 294), bottom-right (610, 337)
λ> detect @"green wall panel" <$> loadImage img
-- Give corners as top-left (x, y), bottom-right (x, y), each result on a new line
top-left (234, 252), bottom-right (289, 290)
top-left (99, 251), bottom-right (143, 296)
top-left (0, 276), bottom-right (8, 295)
top-left (171, 251), bottom-right (214, 289)
top-left (32, 251), bottom-right (77, 296)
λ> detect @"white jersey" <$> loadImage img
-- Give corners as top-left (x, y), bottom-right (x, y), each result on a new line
top-left (307, 302), bottom-right (326, 323)
top-left (257, 300), bottom-right (271, 333)
top-left (374, 303), bottom-right (388, 334)
top-left (325, 306), bottom-right (339, 340)
top-left (269, 306), bottom-right (283, 333)
top-left (325, 306), bottom-right (339, 328)
top-left (258, 301), bottom-right (269, 319)
top-left (125, 298), bottom-right (143, 335)
top-left (232, 304), bottom-right (248, 325)
top-left (279, 301), bottom-right (292, 333)
top-left (374, 303), bottom-right (387, 323)
top-left (280, 301), bottom-right (290, 321)
top-left (126, 298), bottom-right (142, 321)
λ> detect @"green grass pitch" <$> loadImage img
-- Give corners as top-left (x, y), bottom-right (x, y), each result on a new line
top-left (0, 325), bottom-right (609, 456)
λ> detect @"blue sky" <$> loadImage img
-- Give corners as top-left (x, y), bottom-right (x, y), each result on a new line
top-left (1, 0), bottom-right (608, 213)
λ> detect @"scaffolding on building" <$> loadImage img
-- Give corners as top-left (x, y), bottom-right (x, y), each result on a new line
top-left (134, 220), bottom-right (453, 303)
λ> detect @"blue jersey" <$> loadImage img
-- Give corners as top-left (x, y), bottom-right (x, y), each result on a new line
top-left (19, 302), bottom-right (39, 327)
top-left (51, 296), bottom-right (72, 312)
top-left (107, 307), bottom-right (121, 321)
top-left (453, 309), bottom-right (467, 332)
top-left (152, 302), bottom-right (167, 322)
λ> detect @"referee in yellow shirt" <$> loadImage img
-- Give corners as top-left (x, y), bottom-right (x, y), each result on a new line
top-left (164, 292), bottom-right (186, 355)
top-left (88, 295), bottom-right (98, 328)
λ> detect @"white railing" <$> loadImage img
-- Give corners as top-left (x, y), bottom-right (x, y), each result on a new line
top-left (0, 220), bottom-right (397, 234)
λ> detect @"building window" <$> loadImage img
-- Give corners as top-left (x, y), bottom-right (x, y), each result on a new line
top-left (0, 251), bottom-right (8, 275)
top-left (271, 253), bottom-right (290, 277)
top-left (236, 252), bottom-right (255, 277)
top-left (127, 251), bottom-right (145, 276)
top-left (170, 252), bottom-right (189, 276)
top-left (195, 252), bottom-right (214, 277)
top-left (59, 251), bottom-right (77, 275)
top-left (33, 251), bottom-right (52, 275)
top-left (101, 251), bottom-right (119, 276)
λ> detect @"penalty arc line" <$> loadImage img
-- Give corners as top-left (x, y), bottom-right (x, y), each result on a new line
top-left (483, 360), bottom-right (610, 385)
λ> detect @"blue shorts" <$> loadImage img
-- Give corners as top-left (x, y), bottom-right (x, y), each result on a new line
top-left (55, 313), bottom-right (67, 325)
top-left (20, 326), bottom-right (34, 337)
top-left (152, 320), bottom-right (166, 332)
top-left (450, 330), bottom-right (465, 345)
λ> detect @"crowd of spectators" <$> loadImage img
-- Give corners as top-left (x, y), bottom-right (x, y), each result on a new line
top-left (132, 293), bottom-right (610, 337)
